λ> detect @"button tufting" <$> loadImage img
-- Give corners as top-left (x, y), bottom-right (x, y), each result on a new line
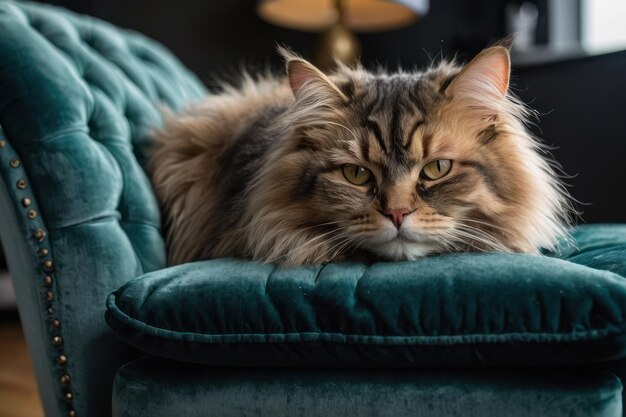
top-left (2, 6), bottom-right (207, 417)
top-left (34, 228), bottom-right (46, 241)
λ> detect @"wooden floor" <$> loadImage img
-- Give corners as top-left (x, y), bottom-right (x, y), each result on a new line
top-left (0, 317), bottom-right (44, 417)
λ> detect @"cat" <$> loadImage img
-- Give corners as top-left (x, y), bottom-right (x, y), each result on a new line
top-left (149, 45), bottom-right (573, 266)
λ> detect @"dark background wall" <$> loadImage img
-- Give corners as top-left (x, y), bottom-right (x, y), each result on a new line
top-left (36, 0), bottom-right (626, 223)
top-left (43, 0), bottom-right (542, 80)
top-left (513, 52), bottom-right (626, 223)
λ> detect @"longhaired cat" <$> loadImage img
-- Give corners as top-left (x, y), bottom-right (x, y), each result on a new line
top-left (149, 45), bottom-right (572, 266)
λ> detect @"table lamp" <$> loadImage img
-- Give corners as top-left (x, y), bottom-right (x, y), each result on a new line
top-left (258, 0), bottom-right (429, 69)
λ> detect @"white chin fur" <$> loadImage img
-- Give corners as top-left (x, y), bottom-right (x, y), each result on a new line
top-left (365, 222), bottom-right (439, 261)
top-left (369, 239), bottom-right (438, 261)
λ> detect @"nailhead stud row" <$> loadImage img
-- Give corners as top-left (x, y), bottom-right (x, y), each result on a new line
top-left (2, 140), bottom-right (76, 417)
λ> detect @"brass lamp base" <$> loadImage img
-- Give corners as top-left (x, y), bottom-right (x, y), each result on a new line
top-left (258, 0), bottom-right (427, 70)
top-left (314, 21), bottom-right (361, 70)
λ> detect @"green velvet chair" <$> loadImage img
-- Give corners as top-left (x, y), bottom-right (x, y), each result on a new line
top-left (2, 2), bottom-right (626, 417)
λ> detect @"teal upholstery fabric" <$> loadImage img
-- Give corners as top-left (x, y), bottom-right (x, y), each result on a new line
top-left (112, 356), bottom-right (623, 417)
top-left (0, 2), bottom-right (205, 417)
top-left (106, 225), bottom-right (626, 368)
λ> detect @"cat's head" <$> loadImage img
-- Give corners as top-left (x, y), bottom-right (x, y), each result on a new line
top-left (245, 46), bottom-right (573, 264)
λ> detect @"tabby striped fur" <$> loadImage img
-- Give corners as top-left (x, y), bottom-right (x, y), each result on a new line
top-left (149, 46), bottom-right (573, 265)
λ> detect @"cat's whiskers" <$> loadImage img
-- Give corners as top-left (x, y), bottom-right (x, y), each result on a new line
top-left (449, 231), bottom-right (506, 252)
top-left (316, 221), bottom-right (368, 258)
top-left (421, 214), bottom-right (502, 247)
top-left (461, 217), bottom-right (510, 234)
top-left (433, 232), bottom-right (463, 252)
top-left (312, 234), bottom-right (355, 263)
top-left (297, 220), bottom-right (345, 234)
top-left (277, 228), bottom-right (351, 264)
top-left (325, 236), bottom-right (356, 260)
top-left (447, 224), bottom-right (510, 252)
top-left (457, 222), bottom-right (508, 243)
top-left (265, 227), bottom-right (341, 263)
top-left (429, 228), bottom-right (466, 252)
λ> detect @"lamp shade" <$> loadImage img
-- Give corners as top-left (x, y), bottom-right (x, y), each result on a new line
top-left (258, 0), bottom-right (429, 32)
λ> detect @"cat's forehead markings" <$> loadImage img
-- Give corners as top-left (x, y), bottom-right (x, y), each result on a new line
top-left (364, 147), bottom-right (419, 181)
top-left (351, 74), bottom-right (436, 170)
top-left (419, 132), bottom-right (434, 161)
top-left (365, 118), bottom-right (388, 155)
top-left (364, 123), bottom-right (424, 169)
top-left (404, 118), bottom-right (425, 151)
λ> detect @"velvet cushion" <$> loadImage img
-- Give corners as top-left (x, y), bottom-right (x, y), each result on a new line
top-left (111, 356), bottom-right (622, 417)
top-left (106, 224), bottom-right (626, 368)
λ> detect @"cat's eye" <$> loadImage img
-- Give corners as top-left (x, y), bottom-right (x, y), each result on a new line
top-left (342, 164), bottom-right (372, 185)
top-left (421, 159), bottom-right (452, 180)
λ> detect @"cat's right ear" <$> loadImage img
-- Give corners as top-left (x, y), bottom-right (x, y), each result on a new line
top-left (446, 46), bottom-right (511, 100)
top-left (287, 58), bottom-right (348, 102)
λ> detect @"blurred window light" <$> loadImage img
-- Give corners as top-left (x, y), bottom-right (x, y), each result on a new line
top-left (582, 0), bottom-right (626, 52)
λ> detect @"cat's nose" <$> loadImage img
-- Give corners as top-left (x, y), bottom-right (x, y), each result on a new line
top-left (382, 208), bottom-right (411, 229)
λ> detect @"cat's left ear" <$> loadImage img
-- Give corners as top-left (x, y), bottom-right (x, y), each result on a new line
top-left (446, 46), bottom-right (510, 100)
top-left (287, 58), bottom-right (348, 102)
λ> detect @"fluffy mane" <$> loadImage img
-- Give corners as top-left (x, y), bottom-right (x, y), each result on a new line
top-left (149, 46), bottom-right (573, 265)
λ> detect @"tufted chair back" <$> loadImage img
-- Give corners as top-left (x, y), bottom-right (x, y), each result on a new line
top-left (0, 2), bottom-right (206, 416)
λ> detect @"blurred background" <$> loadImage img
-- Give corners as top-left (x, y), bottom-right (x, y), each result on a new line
top-left (2, 0), bottom-right (626, 309)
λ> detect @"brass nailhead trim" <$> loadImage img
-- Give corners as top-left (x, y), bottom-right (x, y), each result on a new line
top-left (0, 140), bottom-right (6, 148)
top-left (34, 229), bottom-right (46, 241)
top-left (9, 158), bottom-right (20, 168)
top-left (18, 183), bottom-right (71, 411)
